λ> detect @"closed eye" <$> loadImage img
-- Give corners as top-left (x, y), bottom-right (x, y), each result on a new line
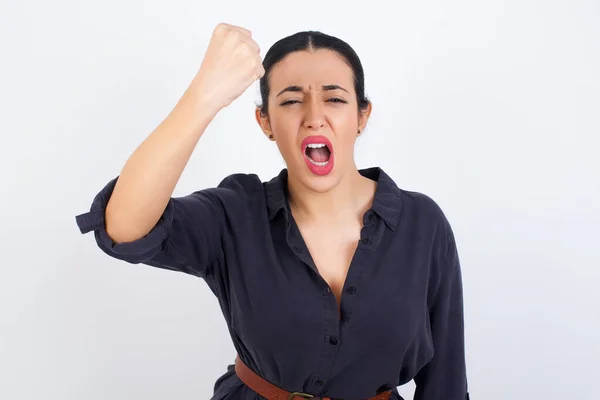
top-left (280, 99), bottom-right (301, 106)
top-left (279, 98), bottom-right (348, 106)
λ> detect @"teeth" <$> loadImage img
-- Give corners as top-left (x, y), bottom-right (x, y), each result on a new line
top-left (308, 158), bottom-right (329, 167)
top-left (307, 143), bottom-right (327, 149)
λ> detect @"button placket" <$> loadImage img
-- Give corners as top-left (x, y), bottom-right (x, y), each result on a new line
top-left (308, 212), bottom-right (382, 396)
top-left (308, 281), bottom-right (343, 395)
top-left (338, 224), bottom-right (378, 337)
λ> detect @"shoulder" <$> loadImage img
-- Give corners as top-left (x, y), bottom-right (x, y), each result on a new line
top-left (187, 172), bottom-right (265, 213)
top-left (214, 172), bottom-right (264, 198)
top-left (370, 167), bottom-right (452, 235)
top-left (401, 188), bottom-right (457, 259)
top-left (394, 184), bottom-right (455, 246)
top-left (400, 188), bottom-right (449, 225)
top-left (163, 172), bottom-right (268, 235)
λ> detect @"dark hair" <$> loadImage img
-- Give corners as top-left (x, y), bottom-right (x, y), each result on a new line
top-left (258, 31), bottom-right (370, 117)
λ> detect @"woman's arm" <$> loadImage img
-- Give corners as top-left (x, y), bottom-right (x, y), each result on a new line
top-left (75, 23), bottom-right (264, 277)
top-left (104, 23), bottom-right (263, 244)
top-left (414, 215), bottom-right (470, 400)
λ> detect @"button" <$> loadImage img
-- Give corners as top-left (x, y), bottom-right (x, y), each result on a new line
top-left (360, 238), bottom-right (371, 245)
top-left (293, 245), bottom-right (303, 254)
top-left (329, 336), bottom-right (338, 345)
top-left (315, 379), bottom-right (324, 386)
top-left (346, 286), bottom-right (356, 294)
top-left (366, 212), bottom-right (374, 221)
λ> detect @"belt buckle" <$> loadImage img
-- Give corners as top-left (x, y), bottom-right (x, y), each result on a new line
top-left (288, 392), bottom-right (314, 399)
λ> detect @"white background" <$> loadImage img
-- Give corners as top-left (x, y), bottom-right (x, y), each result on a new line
top-left (1, 0), bottom-right (599, 399)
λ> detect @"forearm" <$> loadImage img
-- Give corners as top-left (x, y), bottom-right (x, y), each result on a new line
top-left (105, 88), bottom-right (219, 243)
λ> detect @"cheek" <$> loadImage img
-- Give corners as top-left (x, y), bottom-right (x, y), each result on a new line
top-left (275, 136), bottom-right (300, 162)
top-left (270, 115), bottom-right (300, 153)
top-left (328, 112), bottom-right (359, 139)
top-left (269, 109), bottom-right (300, 130)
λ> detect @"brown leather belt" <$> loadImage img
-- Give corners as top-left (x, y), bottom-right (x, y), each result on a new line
top-left (234, 355), bottom-right (392, 400)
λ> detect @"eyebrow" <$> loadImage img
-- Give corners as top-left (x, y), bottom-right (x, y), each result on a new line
top-left (276, 84), bottom-right (348, 97)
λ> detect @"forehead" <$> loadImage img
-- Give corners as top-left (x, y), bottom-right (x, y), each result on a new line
top-left (269, 49), bottom-right (354, 92)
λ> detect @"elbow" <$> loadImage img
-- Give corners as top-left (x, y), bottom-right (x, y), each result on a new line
top-left (104, 199), bottom-right (152, 244)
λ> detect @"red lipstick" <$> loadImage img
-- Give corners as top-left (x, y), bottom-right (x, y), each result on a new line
top-left (301, 135), bottom-right (334, 176)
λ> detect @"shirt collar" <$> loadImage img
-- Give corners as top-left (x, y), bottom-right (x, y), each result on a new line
top-left (265, 168), bottom-right (291, 221)
top-left (265, 167), bottom-right (402, 230)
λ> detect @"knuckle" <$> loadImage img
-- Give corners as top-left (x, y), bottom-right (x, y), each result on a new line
top-left (230, 30), bottom-right (245, 43)
top-left (236, 41), bottom-right (251, 55)
top-left (215, 23), bottom-right (229, 33)
top-left (225, 27), bottom-right (237, 38)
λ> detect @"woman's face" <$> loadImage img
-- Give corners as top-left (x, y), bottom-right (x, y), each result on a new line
top-left (256, 49), bottom-right (371, 193)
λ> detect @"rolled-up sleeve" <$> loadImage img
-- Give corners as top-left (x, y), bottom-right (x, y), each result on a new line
top-left (75, 174), bottom-right (254, 279)
top-left (414, 214), bottom-right (470, 400)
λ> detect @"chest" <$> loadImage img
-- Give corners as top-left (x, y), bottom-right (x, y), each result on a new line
top-left (296, 222), bottom-right (362, 315)
top-left (227, 212), bottom-right (434, 364)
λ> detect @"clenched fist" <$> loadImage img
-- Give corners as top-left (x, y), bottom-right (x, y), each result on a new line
top-left (190, 23), bottom-right (265, 111)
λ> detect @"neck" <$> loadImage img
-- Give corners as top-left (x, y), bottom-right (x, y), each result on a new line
top-left (287, 168), bottom-right (376, 224)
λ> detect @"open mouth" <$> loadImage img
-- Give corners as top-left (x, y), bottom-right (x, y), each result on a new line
top-left (301, 136), bottom-right (334, 175)
top-left (304, 143), bottom-right (332, 166)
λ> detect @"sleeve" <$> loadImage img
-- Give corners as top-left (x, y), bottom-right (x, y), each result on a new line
top-left (74, 174), bottom-right (255, 279)
top-left (413, 213), bottom-right (470, 400)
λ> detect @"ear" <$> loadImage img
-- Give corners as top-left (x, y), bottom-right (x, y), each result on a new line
top-left (255, 107), bottom-right (274, 140)
top-left (357, 101), bottom-right (373, 133)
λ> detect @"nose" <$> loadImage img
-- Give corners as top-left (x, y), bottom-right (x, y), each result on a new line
top-left (303, 97), bottom-right (325, 130)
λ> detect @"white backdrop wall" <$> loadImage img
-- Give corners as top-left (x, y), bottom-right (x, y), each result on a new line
top-left (1, 1), bottom-right (599, 399)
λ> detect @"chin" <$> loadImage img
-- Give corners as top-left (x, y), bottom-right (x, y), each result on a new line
top-left (290, 161), bottom-right (345, 194)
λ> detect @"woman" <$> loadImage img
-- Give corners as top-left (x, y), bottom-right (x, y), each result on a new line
top-left (76, 23), bottom-right (470, 400)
